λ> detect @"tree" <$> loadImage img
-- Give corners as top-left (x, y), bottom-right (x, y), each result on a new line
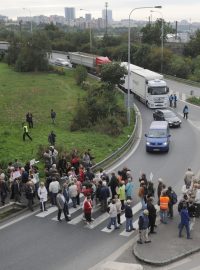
top-left (184, 30), bottom-right (200, 58)
top-left (74, 65), bottom-right (88, 85)
top-left (100, 62), bottom-right (127, 87)
top-left (141, 19), bottom-right (174, 46)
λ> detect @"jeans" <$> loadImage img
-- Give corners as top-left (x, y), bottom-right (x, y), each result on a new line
top-left (160, 209), bottom-right (168, 223)
top-left (179, 223), bottom-right (190, 238)
top-left (71, 197), bottom-right (77, 208)
top-left (126, 217), bottom-right (133, 231)
top-left (107, 217), bottom-right (118, 229)
top-left (141, 198), bottom-right (146, 210)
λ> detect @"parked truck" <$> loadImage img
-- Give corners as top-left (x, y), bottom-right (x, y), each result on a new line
top-left (121, 62), bottom-right (169, 108)
top-left (68, 52), bottom-right (111, 73)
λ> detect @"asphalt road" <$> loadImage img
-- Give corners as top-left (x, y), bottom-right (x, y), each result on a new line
top-left (1, 78), bottom-right (200, 270)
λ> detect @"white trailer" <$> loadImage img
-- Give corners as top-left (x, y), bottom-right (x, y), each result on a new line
top-left (121, 62), bottom-right (169, 108)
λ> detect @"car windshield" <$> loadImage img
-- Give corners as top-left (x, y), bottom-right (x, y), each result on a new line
top-left (148, 129), bottom-right (167, 138)
top-left (163, 111), bottom-right (175, 118)
top-left (148, 87), bottom-right (167, 95)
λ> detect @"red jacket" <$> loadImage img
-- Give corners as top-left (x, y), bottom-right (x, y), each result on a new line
top-left (84, 200), bottom-right (92, 213)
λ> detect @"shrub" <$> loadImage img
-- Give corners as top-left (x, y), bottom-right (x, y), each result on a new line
top-left (75, 65), bottom-right (88, 85)
top-left (95, 116), bottom-right (124, 137)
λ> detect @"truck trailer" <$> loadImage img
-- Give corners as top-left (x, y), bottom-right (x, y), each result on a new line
top-left (68, 52), bottom-right (111, 72)
top-left (121, 62), bottom-right (169, 108)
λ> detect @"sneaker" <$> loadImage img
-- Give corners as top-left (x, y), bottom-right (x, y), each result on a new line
top-left (115, 227), bottom-right (120, 229)
top-left (137, 240), bottom-right (143, 244)
top-left (126, 230), bottom-right (131, 232)
top-left (144, 240), bottom-right (151, 243)
top-left (107, 227), bottom-right (111, 230)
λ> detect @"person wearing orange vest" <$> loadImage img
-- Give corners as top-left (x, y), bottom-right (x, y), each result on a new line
top-left (159, 191), bottom-right (170, 224)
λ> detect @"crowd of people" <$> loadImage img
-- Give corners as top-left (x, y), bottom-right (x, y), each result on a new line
top-left (0, 149), bottom-right (199, 243)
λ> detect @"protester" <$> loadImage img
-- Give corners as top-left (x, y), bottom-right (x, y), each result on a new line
top-left (83, 194), bottom-right (93, 224)
top-left (48, 131), bottom-right (56, 146)
top-left (125, 199), bottom-right (135, 232)
top-left (49, 177), bottom-right (60, 206)
top-left (22, 123), bottom-right (32, 141)
top-left (56, 190), bottom-right (70, 222)
top-left (147, 197), bottom-right (157, 234)
top-left (137, 209), bottom-right (151, 244)
top-left (125, 178), bottom-right (134, 200)
top-left (183, 105), bottom-right (189, 119)
top-left (117, 181), bottom-right (126, 211)
top-left (99, 181), bottom-right (110, 212)
top-left (26, 112), bottom-right (33, 128)
top-left (159, 191), bottom-right (170, 224)
top-left (37, 182), bottom-right (48, 211)
top-left (50, 109), bottom-right (56, 124)
top-left (114, 194), bottom-right (122, 226)
top-left (107, 199), bottom-right (119, 230)
top-left (178, 203), bottom-right (192, 239)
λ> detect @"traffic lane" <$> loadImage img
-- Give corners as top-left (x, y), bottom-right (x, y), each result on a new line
top-left (166, 78), bottom-right (200, 97)
top-left (0, 212), bottom-right (129, 270)
top-left (116, 99), bottom-right (200, 193)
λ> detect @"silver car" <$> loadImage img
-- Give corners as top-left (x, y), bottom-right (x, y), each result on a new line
top-left (54, 58), bottom-right (71, 67)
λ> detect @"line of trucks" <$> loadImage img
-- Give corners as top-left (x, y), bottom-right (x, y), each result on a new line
top-left (66, 52), bottom-right (169, 109)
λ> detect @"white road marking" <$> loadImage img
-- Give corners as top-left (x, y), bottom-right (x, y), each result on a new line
top-left (52, 205), bottom-right (82, 221)
top-left (36, 206), bottom-right (57, 217)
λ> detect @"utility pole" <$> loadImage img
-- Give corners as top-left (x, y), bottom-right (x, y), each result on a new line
top-left (105, 2), bottom-right (108, 36)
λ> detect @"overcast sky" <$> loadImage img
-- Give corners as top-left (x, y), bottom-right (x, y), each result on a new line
top-left (1, 0), bottom-right (200, 22)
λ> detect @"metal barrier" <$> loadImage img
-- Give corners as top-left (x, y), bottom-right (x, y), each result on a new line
top-left (91, 105), bottom-right (139, 172)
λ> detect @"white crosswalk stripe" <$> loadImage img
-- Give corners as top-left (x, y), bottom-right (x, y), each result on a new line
top-left (68, 205), bottom-right (100, 225)
top-left (51, 205), bottom-right (82, 221)
top-left (36, 206), bottom-right (57, 217)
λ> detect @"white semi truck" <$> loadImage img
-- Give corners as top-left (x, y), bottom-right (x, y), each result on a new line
top-left (121, 62), bottom-right (169, 108)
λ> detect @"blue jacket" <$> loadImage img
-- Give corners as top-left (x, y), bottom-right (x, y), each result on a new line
top-left (125, 182), bottom-right (134, 198)
top-left (180, 208), bottom-right (190, 225)
top-left (100, 186), bottom-right (110, 200)
top-left (138, 213), bottom-right (149, 230)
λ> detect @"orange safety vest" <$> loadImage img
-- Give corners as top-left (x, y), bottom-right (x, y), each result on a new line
top-left (160, 196), bottom-right (169, 210)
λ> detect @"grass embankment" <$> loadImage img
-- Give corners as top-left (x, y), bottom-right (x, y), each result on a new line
top-left (0, 63), bottom-right (134, 166)
top-left (187, 96), bottom-right (200, 106)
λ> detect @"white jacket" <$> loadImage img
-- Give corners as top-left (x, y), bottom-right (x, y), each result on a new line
top-left (49, 181), bottom-right (60, 193)
top-left (38, 186), bottom-right (48, 202)
top-left (109, 203), bottom-right (117, 217)
top-left (68, 184), bottom-right (78, 198)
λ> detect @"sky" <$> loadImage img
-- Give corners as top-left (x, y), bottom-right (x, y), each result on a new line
top-left (0, 0), bottom-right (200, 22)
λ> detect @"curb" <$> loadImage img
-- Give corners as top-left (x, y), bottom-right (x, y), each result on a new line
top-left (132, 243), bottom-right (200, 266)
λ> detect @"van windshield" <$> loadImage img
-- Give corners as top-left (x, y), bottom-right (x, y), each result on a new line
top-left (148, 129), bottom-right (167, 138)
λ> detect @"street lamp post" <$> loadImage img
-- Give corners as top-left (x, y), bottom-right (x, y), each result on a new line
top-left (127, 6), bottom-right (162, 126)
top-left (151, 10), bottom-right (164, 74)
top-left (23, 8), bottom-right (32, 33)
top-left (80, 9), bottom-right (92, 52)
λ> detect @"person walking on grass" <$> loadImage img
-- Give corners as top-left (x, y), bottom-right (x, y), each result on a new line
top-left (22, 122), bottom-right (32, 141)
top-left (51, 109), bottom-right (56, 124)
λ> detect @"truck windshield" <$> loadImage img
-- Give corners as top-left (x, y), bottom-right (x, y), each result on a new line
top-left (148, 87), bottom-right (167, 95)
top-left (148, 129), bottom-right (167, 138)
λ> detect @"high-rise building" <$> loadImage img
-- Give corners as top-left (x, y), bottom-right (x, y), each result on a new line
top-left (64, 7), bottom-right (76, 21)
top-left (102, 9), bottom-right (112, 24)
top-left (85, 13), bottom-right (92, 21)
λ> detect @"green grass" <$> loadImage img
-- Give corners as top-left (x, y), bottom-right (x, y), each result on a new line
top-left (0, 63), bottom-right (134, 165)
top-left (187, 96), bottom-right (200, 106)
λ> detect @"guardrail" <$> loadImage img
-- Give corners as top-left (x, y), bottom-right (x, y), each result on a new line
top-left (91, 105), bottom-right (140, 172)
top-left (165, 74), bottom-right (200, 89)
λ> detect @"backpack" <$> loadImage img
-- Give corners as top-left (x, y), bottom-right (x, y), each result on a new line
top-left (171, 191), bottom-right (177, 204)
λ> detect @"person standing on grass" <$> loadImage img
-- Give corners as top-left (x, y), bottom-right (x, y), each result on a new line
top-left (22, 122), bottom-right (32, 141)
top-left (50, 109), bottom-right (56, 124)
top-left (26, 112), bottom-right (33, 128)
top-left (48, 131), bottom-right (56, 146)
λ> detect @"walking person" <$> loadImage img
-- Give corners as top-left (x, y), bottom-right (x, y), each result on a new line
top-left (48, 131), bottom-right (56, 146)
top-left (183, 105), bottom-right (189, 119)
top-left (169, 94), bottom-right (173, 107)
top-left (37, 182), bottom-right (48, 211)
top-left (179, 203), bottom-right (192, 239)
top-left (173, 94), bottom-right (177, 108)
top-left (22, 123), bottom-right (32, 141)
top-left (125, 199), bottom-right (135, 232)
top-left (137, 209), bottom-right (151, 244)
top-left (50, 109), bottom-right (56, 124)
top-left (56, 190), bottom-right (70, 222)
top-left (117, 181), bottom-right (126, 211)
top-left (99, 181), bottom-right (110, 212)
top-left (107, 199), bottom-right (119, 230)
top-left (49, 177), bottom-right (60, 206)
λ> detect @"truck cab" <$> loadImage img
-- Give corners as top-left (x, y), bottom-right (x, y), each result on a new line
top-left (147, 79), bottom-right (169, 108)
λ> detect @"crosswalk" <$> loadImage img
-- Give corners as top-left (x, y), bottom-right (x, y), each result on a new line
top-left (34, 198), bottom-right (144, 238)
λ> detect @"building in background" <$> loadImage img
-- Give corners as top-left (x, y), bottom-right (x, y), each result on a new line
top-left (64, 7), bottom-right (76, 21)
top-left (85, 13), bottom-right (92, 22)
top-left (102, 9), bottom-right (112, 25)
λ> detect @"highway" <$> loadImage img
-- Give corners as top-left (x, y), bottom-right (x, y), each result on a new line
top-left (0, 77), bottom-right (200, 270)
